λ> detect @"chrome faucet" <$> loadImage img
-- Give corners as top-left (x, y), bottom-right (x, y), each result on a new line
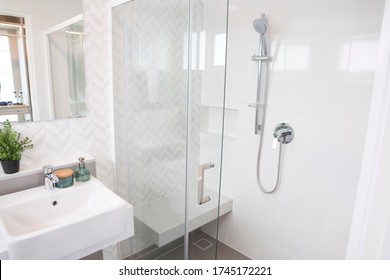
top-left (43, 165), bottom-right (59, 190)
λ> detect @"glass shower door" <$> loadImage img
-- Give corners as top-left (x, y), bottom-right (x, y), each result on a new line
top-left (112, 0), bottom-right (229, 260)
top-left (186, 0), bottom-right (230, 260)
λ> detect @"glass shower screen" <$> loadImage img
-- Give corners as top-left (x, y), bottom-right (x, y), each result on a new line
top-left (112, 0), bottom-right (229, 260)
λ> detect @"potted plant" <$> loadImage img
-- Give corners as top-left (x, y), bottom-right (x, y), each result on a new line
top-left (0, 120), bottom-right (33, 174)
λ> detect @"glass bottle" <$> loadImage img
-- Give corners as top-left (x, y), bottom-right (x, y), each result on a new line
top-left (75, 157), bottom-right (90, 182)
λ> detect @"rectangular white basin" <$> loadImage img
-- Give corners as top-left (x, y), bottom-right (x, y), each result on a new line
top-left (0, 176), bottom-right (134, 259)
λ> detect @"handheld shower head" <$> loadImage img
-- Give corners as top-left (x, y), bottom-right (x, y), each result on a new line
top-left (253, 18), bottom-right (267, 35)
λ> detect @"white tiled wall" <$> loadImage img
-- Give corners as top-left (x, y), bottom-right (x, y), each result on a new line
top-left (203, 0), bottom-right (385, 259)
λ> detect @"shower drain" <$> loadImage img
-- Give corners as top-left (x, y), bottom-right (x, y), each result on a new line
top-left (193, 238), bottom-right (213, 251)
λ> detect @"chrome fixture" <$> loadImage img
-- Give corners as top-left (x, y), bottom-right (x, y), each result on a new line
top-left (198, 162), bottom-right (214, 205)
top-left (273, 123), bottom-right (294, 146)
top-left (250, 13), bottom-right (271, 135)
top-left (43, 165), bottom-right (59, 190)
top-left (251, 14), bottom-right (294, 194)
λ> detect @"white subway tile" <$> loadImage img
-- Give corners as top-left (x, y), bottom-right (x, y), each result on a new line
top-left (321, 240), bottom-right (347, 259)
top-left (325, 205), bottom-right (354, 246)
top-left (273, 190), bottom-right (329, 236)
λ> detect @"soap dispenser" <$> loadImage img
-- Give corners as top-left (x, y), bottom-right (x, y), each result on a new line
top-left (75, 157), bottom-right (90, 182)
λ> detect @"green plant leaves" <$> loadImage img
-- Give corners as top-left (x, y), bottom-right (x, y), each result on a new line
top-left (0, 120), bottom-right (33, 161)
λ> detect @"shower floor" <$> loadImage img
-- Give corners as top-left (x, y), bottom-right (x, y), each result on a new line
top-left (127, 229), bottom-right (250, 260)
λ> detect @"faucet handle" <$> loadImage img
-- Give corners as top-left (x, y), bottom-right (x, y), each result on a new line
top-left (273, 123), bottom-right (294, 144)
top-left (42, 165), bottom-right (54, 174)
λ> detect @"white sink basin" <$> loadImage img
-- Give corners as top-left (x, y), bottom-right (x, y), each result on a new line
top-left (0, 176), bottom-right (133, 259)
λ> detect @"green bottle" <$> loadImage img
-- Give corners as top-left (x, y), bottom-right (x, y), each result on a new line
top-left (75, 157), bottom-right (90, 182)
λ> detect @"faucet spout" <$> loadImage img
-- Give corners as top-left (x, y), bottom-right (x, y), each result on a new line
top-left (43, 165), bottom-right (59, 190)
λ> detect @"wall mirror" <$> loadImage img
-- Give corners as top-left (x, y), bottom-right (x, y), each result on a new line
top-left (0, 0), bottom-right (85, 122)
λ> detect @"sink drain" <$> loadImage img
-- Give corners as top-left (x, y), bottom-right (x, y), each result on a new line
top-left (52, 201), bottom-right (58, 206)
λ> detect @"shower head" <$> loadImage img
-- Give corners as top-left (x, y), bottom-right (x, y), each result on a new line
top-left (253, 18), bottom-right (267, 35)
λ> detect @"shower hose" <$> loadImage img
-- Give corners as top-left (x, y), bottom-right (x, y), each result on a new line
top-left (256, 130), bottom-right (284, 194)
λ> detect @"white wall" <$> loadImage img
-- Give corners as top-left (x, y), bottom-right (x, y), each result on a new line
top-left (203, 0), bottom-right (386, 259)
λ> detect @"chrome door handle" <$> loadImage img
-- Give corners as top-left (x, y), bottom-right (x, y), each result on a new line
top-left (198, 162), bottom-right (214, 205)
